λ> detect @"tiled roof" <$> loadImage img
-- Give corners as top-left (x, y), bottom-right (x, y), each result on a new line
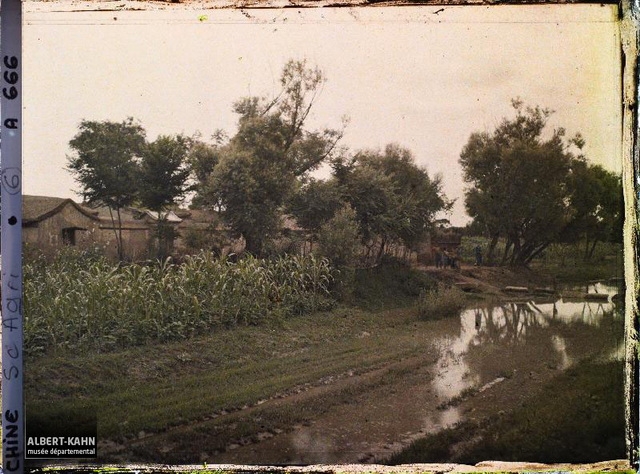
top-left (23, 195), bottom-right (99, 224)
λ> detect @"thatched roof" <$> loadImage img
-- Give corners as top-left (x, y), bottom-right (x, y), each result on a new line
top-left (23, 195), bottom-right (100, 224)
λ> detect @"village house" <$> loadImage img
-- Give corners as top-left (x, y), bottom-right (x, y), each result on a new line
top-left (22, 195), bottom-right (181, 260)
top-left (23, 195), bottom-right (102, 251)
top-left (22, 195), bottom-right (437, 264)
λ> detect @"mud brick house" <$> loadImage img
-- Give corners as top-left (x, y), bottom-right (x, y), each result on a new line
top-left (23, 195), bottom-right (102, 250)
top-left (22, 195), bottom-right (181, 260)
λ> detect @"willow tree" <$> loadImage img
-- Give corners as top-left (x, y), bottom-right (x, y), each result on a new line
top-left (459, 101), bottom-right (579, 266)
top-left (198, 60), bottom-right (345, 256)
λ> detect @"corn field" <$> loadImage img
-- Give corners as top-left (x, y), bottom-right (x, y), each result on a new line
top-left (23, 251), bottom-right (334, 356)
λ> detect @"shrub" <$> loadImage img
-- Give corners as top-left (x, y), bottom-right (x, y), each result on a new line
top-left (316, 204), bottom-right (360, 268)
top-left (418, 283), bottom-right (466, 320)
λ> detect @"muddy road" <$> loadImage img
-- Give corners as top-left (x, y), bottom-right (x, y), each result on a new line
top-left (105, 278), bottom-right (624, 465)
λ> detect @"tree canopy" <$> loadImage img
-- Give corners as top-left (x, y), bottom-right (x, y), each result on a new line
top-left (67, 119), bottom-right (192, 260)
top-left (334, 143), bottom-right (451, 262)
top-left (195, 60), bottom-right (345, 256)
top-left (460, 100), bottom-right (622, 266)
top-left (67, 118), bottom-right (147, 260)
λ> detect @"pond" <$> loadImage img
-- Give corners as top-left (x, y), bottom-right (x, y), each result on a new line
top-left (430, 283), bottom-right (624, 437)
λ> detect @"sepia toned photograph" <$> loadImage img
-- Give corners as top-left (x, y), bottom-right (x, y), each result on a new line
top-left (17, 3), bottom-right (628, 468)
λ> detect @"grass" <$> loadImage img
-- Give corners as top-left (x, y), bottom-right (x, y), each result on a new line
top-left (387, 360), bottom-right (626, 465)
top-left (23, 252), bottom-right (625, 466)
top-left (418, 283), bottom-right (466, 320)
top-left (350, 257), bottom-right (436, 310)
top-left (25, 303), bottom-right (432, 446)
top-left (460, 236), bottom-right (624, 283)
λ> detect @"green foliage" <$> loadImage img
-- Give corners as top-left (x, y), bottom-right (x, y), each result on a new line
top-left (418, 283), bottom-right (466, 320)
top-left (351, 257), bottom-right (436, 310)
top-left (67, 117), bottom-right (146, 209)
top-left (316, 204), bottom-right (360, 267)
top-left (459, 100), bottom-right (608, 266)
top-left (389, 361), bottom-right (625, 464)
top-left (68, 120), bottom-right (193, 262)
top-left (137, 134), bottom-right (192, 260)
top-left (138, 134), bottom-right (191, 212)
top-left (288, 178), bottom-right (344, 238)
top-left (334, 143), bottom-right (451, 262)
top-left (562, 161), bottom-right (623, 259)
top-left (196, 60), bottom-right (345, 256)
top-left (67, 118), bottom-right (147, 260)
top-left (23, 251), bottom-right (334, 356)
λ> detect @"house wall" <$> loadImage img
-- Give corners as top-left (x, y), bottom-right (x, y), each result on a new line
top-left (23, 203), bottom-right (101, 250)
top-left (96, 224), bottom-right (151, 261)
top-left (22, 202), bottom-right (154, 261)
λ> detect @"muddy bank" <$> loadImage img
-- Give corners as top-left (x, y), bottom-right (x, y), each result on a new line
top-left (98, 268), bottom-right (625, 465)
top-left (26, 263), bottom-right (624, 467)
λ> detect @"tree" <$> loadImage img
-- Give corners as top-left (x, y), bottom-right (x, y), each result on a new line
top-left (287, 178), bottom-right (345, 250)
top-left (187, 132), bottom-right (226, 209)
top-left (334, 143), bottom-right (451, 262)
top-left (459, 100), bottom-right (585, 266)
top-left (138, 134), bottom-right (191, 259)
top-left (563, 160), bottom-right (623, 260)
top-left (67, 118), bottom-right (146, 260)
top-left (198, 60), bottom-right (345, 256)
top-left (316, 204), bottom-right (360, 267)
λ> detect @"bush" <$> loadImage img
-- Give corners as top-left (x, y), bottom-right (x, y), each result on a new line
top-left (316, 204), bottom-right (360, 268)
top-left (418, 283), bottom-right (466, 320)
top-left (351, 257), bottom-right (436, 310)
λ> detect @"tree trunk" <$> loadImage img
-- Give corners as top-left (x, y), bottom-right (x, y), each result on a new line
top-left (107, 206), bottom-right (125, 261)
top-left (523, 241), bottom-right (550, 265)
top-left (376, 237), bottom-right (386, 264)
top-left (243, 233), bottom-right (262, 257)
top-left (116, 207), bottom-right (125, 261)
top-left (500, 238), bottom-right (513, 266)
top-left (587, 238), bottom-right (599, 260)
top-left (487, 234), bottom-right (499, 265)
top-left (584, 232), bottom-right (591, 261)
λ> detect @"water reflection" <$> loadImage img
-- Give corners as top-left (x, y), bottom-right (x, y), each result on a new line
top-left (430, 283), bottom-right (624, 411)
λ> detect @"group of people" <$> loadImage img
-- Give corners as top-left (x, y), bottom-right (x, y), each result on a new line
top-left (433, 245), bottom-right (483, 268)
top-left (433, 247), bottom-right (460, 269)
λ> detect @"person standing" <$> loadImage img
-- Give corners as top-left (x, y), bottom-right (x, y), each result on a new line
top-left (474, 245), bottom-right (483, 266)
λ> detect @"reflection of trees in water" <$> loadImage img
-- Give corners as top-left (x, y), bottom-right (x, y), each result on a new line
top-left (470, 299), bottom-right (622, 346)
top-left (460, 302), bottom-right (623, 387)
top-left (471, 303), bottom-right (546, 346)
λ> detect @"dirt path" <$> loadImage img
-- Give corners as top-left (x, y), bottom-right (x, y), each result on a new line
top-left (94, 266), bottom-right (619, 465)
top-left (103, 299), bottom-right (616, 464)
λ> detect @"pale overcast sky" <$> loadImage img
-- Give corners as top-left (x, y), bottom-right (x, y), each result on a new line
top-left (22, 4), bottom-right (622, 226)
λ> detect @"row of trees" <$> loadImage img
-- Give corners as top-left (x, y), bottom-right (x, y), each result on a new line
top-left (67, 62), bottom-right (621, 267)
top-left (460, 100), bottom-right (623, 265)
top-left (67, 119), bottom-right (191, 260)
top-left (67, 60), bottom-right (451, 263)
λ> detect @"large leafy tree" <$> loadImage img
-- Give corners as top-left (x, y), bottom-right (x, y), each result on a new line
top-left (459, 100), bottom-right (599, 266)
top-left (198, 60), bottom-right (345, 256)
top-left (138, 134), bottom-right (191, 259)
top-left (334, 143), bottom-right (451, 262)
top-left (67, 118), bottom-right (146, 260)
top-left (287, 178), bottom-right (345, 250)
top-left (564, 160), bottom-right (623, 259)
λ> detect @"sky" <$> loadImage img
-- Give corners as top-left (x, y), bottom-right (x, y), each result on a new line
top-left (21, 4), bottom-right (622, 226)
